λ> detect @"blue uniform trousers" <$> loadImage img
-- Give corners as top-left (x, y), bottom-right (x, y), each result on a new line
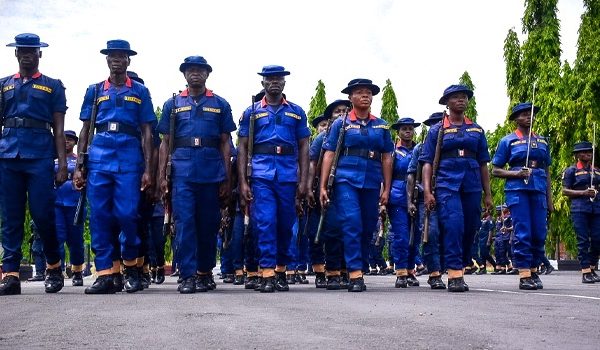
top-left (55, 205), bottom-right (85, 267)
top-left (137, 198), bottom-right (154, 261)
top-left (302, 207), bottom-right (325, 268)
top-left (251, 178), bottom-right (296, 269)
top-left (0, 158), bottom-right (61, 272)
top-left (369, 239), bottom-right (386, 269)
top-left (335, 182), bottom-right (380, 273)
top-left (220, 210), bottom-right (245, 274)
top-left (88, 169), bottom-right (141, 271)
top-left (172, 180), bottom-right (220, 279)
top-left (287, 220), bottom-right (310, 271)
top-left (389, 205), bottom-right (411, 270)
top-left (243, 211), bottom-right (259, 272)
top-left (320, 202), bottom-right (344, 271)
top-left (436, 188), bottom-right (482, 270)
top-left (147, 216), bottom-right (166, 267)
top-left (506, 191), bottom-right (547, 269)
top-left (494, 237), bottom-right (510, 266)
top-left (31, 236), bottom-right (46, 275)
top-left (476, 230), bottom-right (495, 267)
top-left (419, 201), bottom-right (443, 272)
top-left (571, 212), bottom-right (600, 269)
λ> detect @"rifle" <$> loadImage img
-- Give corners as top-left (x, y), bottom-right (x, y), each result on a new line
top-left (0, 78), bottom-right (6, 136)
top-left (486, 215), bottom-right (494, 247)
top-left (590, 123), bottom-right (597, 202)
top-left (162, 93), bottom-right (177, 237)
top-left (409, 152), bottom-right (422, 247)
top-left (423, 112), bottom-right (446, 243)
top-left (243, 95), bottom-right (256, 239)
top-left (375, 214), bottom-right (385, 246)
top-left (523, 81), bottom-right (537, 185)
top-left (73, 84), bottom-right (100, 226)
top-left (315, 113), bottom-right (348, 244)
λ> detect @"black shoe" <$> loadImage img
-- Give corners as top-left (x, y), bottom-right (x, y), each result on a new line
top-left (476, 268), bottom-right (487, 275)
top-left (507, 268), bottom-right (519, 275)
top-left (531, 272), bottom-right (543, 289)
top-left (491, 269), bottom-right (506, 275)
top-left (544, 265), bottom-right (555, 275)
top-left (464, 267), bottom-right (476, 275)
top-left (245, 276), bottom-right (259, 289)
top-left (260, 277), bottom-right (275, 293)
top-left (72, 271), bottom-right (84, 287)
top-left (27, 274), bottom-right (45, 282)
top-left (177, 276), bottom-right (184, 284)
top-left (275, 272), bottom-right (289, 291)
top-left (591, 270), bottom-right (600, 282)
top-left (194, 275), bottom-right (209, 292)
top-left (448, 278), bottom-right (466, 292)
top-left (539, 265), bottom-right (547, 274)
top-left (407, 274), bottom-right (420, 287)
top-left (123, 266), bottom-right (142, 293)
top-left (340, 273), bottom-right (349, 289)
top-left (180, 276), bottom-right (197, 294)
top-left (84, 275), bottom-right (116, 294)
top-left (395, 276), bottom-right (408, 288)
top-left (582, 272), bottom-right (596, 284)
top-left (415, 266), bottom-right (428, 276)
top-left (368, 269), bottom-right (378, 276)
top-left (233, 275), bottom-right (245, 285)
top-left (296, 273), bottom-right (309, 284)
top-left (348, 277), bottom-right (366, 292)
top-left (519, 277), bottom-right (538, 290)
top-left (427, 276), bottom-right (446, 290)
top-left (44, 268), bottom-right (64, 293)
top-left (151, 269), bottom-right (157, 283)
top-left (155, 267), bottom-right (165, 285)
top-left (223, 274), bottom-right (235, 283)
top-left (141, 272), bottom-right (151, 290)
top-left (254, 277), bottom-right (263, 291)
top-left (207, 274), bottom-right (217, 290)
top-left (326, 275), bottom-right (341, 290)
top-left (112, 273), bottom-right (124, 292)
top-left (0, 275), bottom-right (21, 295)
top-left (315, 272), bottom-right (327, 288)
top-left (286, 273), bottom-right (296, 285)
top-left (170, 269), bottom-right (180, 277)
top-left (379, 268), bottom-right (390, 276)
top-left (462, 279), bottom-right (470, 291)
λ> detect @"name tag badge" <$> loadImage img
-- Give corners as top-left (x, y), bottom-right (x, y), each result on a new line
top-left (194, 137), bottom-right (200, 146)
top-left (109, 122), bottom-right (118, 131)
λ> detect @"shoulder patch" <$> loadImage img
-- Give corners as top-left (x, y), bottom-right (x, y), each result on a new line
top-left (32, 84), bottom-right (52, 94)
top-left (537, 139), bottom-right (548, 145)
top-left (395, 150), bottom-right (407, 157)
top-left (175, 106), bottom-right (192, 113)
top-left (124, 96), bottom-right (142, 104)
top-left (255, 112), bottom-right (269, 119)
top-left (345, 124), bottom-right (361, 130)
top-left (97, 95), bottom-right (110, 105)
top-left (510, 139), bottom-right (527, 146)
top-left (575, 171), bottom-right (589, 176)
top-left (2, 84), bottom-right (14, 92)
top-left (373, 125), bottom-right (389, 129)
top-left (444, 128), bottom-right (458, 134)
top-left (203, 107), bottom-right (221, 113)
top-left (284, 112), bottom-right (301, 120)
top-left (466, 128), bottom-right (483, 133)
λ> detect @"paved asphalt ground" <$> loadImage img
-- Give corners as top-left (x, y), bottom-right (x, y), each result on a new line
top-left (1, 271), bottom-right (599, 350)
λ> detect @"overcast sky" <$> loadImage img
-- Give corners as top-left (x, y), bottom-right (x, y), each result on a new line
top-left (0, 0), bottom-right (585, 137)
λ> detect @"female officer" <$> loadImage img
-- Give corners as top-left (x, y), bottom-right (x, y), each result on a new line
top-left (492, 102), bottom-right (553, 290)
top-left (421, 85), bottom-right (493, 293)
top-left (387, 117), bottom-right (420, 288)
top-left (320, 79), bottom-right (394, 292)
top-left (562, 141), bottom-right (600, 283)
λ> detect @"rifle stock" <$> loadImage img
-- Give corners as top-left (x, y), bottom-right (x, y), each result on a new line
top-left (162, 93), bottom-right (177, 237)
top-left (423, 112), bottom-right (446, 243)
top-left (243, 95), bottom-right (256, 239)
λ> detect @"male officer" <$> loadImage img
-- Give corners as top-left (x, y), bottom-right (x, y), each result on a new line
top-left (0, 33), bottom-right (67, 295)
top-left (55, 130), bottom-right (86, 286)
top-left (158, 56), bottom-right (236, 293)
top-left (237, 65), bottom-right (310, 293)
top-left (74, 39), bottom-right (155, 294)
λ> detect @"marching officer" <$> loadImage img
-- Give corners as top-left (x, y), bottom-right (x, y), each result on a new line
top-left (474, 210), bottom-right (496, 274)
top-left (158, 56), bottom-right (236, 293)
top-left (421, 85), bottom-right (493, 292)
top-left (320, 79), bottom-right (394, 292)
top-left (492, 102), bottom-right (553, 290)
top-left (237, 65), bottom-right (310, 293)
top-left (74, 39), bottom-right (155, 294)
top-left (0, 33), bottom-right (67, 295)
top-left (562, 141), bottom-right (600, 283)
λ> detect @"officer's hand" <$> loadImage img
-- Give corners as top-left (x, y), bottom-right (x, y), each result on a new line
top-left (55, 165), bottom-right (68, 187)
top-left (484, 194), bottom-right (494, 212)
top-left (583, 188), bottom-right (598, 198)
top-left (515, 167), bottom-right (532, 179)
top-left (295, 198), bottom-right (304, 217)
top-left (297, 182), bottom-right (307, 199)
top-left (219, 180), bottom-right (231, 207)
top-left (320, 187), bottom-right (329, 209)
top-left (379, 205), bottom-right (387, 221)
top-left (378, 191), bottom-right (389, 207)
top-left (140, 171), bottom-right (152, 192)
top-left (306, 189), bottom-right (316, 208)
top-left (72, 169), bottom-right (86, 191)
top-left (240, 181), bottom-right (253, 203)
top-left (408, 202), bottom-right (417, 217)
top-left (160, 177), bottom-right (169, 196)
top-left (547, 200), bottom-right (555, 213)
top-left (424, 192), bottom-right (436, 211)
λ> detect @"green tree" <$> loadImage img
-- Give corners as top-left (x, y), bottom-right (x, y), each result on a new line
top-left (379, 79), bottom-right (399, 126)
top-left (307, 80), bottom-right (327, 133)
top-left (458, 71), bottom-right (478, 122)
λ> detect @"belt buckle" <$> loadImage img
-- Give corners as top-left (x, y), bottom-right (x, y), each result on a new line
top-left (14, 117), bottom-right (24, 128)
top-left (108, 122), bottom-right (119, 132)
top-left (276, 146), bottom-right (282, 154)
top-left (368, 150), bottom-right (375, 159)
top-left (458, 149), bottom-right (465, 157)
top-left (193, 137), bottom-right (201, 146)
top-left (530, 160), bottom-right (537, 168)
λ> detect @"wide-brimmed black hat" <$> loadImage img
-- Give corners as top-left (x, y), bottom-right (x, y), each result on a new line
top-left (439, 84), bottom-right (473, 105)
top-left (341, 78), bottom-right (380, 96)
top-left (179, 56), bottom-right (213, 73)
top-left (6, 33), bottom-right (48, 48)
top-left (311, 115), bottom-right (328, 128)
top-left (100, 39), bottom-right (137, 56)
top-left (258, 65), bottom-right (290, 77)
top-left (509, 102), bottom-right (540, 120)
top-left (423, 112), bottom-right (444, 126)
top-left (127, 71), bottom-right (144, 85)
top-left (573, 141), bottom-right (593, 153)
top-left (391, 117), bottom-right (420, 130)
top-left (65, 130), bottom-right (78, 143)
top-left (323, 99), bottom-right (352, 119)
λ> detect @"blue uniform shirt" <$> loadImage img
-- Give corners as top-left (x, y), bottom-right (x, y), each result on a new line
top-left (310, 131), bottom-right (327, 162)
top-left (420, 117), bottom-right (490, 192)
top-left (0, 72), bottom-right (67, 159)
top-left (157, 88), bottom-right (236, 183)
top-left (238, 97), bottom-right (310, 182)
top-left (323, 110), bottom-right (394, 190)
top-left (562, 161), bottom-right (600, 213)
top-left (80, 77), bottom-right (155, 173)
top-left (389, 144), bottom-right (414, 206)
top-left (492, 130), bottom-right (551, 194)
top-left (55, 153), bottom-right (79, 206)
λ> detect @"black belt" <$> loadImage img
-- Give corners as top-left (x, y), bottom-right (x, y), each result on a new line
top-left (96, 122), bottom-right (140, 138)
top-left (440, 149), bottom-right (476, 159)
top-left (510, 160), bottom-right (545, 169)
top-left (254, 144), bottom-right (295, 155)
top-left (174, 137), bottom-right (219, 148)
top-left (3, 117), bottom-right (51, 130)
top-left (343, 148), bottom-right (381, 160)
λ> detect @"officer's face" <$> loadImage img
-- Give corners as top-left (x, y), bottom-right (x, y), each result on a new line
top-left (317, 120), bottom-right (328, 133)
top-left (332, 104), bottom-right (350, 118)
top-left (577, 150), bottom-right (592, 162)
top-left (15, 47), bottom-right (41, 70)
top-left (446, 92), bottom-right (468, 112)
top-left (184, 66), bottom-right (209, 88)
top-left (349, 87), bottom-right (373, 109)
top-left (261, 76), bottom-right (286, 96)
top-left (514, 111), bottom-right (532, 128)
top-left (106, 51), bottom-right (130, 75)
top-left (65, 137), bottom-right (76, 152)
top-left (398, 125), bottom-right (415, 141)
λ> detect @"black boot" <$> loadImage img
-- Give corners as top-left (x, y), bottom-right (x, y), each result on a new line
top-left (296, 273), bottom-right (309, 284)
top-left (233, 274), bottom-right (245, 285)
top-left (72, 271), bottom-right (84, 287)
top-left (180, 276), bottom-right (197, 294)
top-left (123, 266), bottom-right (142, 293)
top-left (507, 268), bottom-right (519, 275)
top-left (340, 273), bottom-right (349, 289)
top-left (44, 267), bottom-right (64, 293)
top-left (531, 272), bottom-right (543, 289)
top-left (395, 276), bottom-right (408, 288)
top-left (544, 264), bottom-right (555, 275)
top-left (447, 278), bottom-right (466, 292)
top-left (315, 272), bottom-right (327, 288)
top-left (84, 275), bottom-right (116, 294)
top-left (591, 269), bottom-right (600, 282)
top-left (348, 277), bottom-right (366, 292)
top-left (27, 273), bottom-right (45, 282)
top-left (245, 276), bottom-right (259, 290)
top-left (260, 276), bottom-right (275, 293)
top-left (254, 277), bottom-right (263, 291)
top-left (326, 275), bottom-right (341, 290)
top-left (207, 274), bottom-right (217, 290)
top-left (476, 267), bottom-right (487, 275)
top-left (194, 275), bottom-right (209, 292)
top-left (223, 274), bottom-right (235, 283)
top-left (427, 275), bottom-right (446, 290)
top-left (582, 272), bottom-right (596, 284)
top-left (151, 269), bottom-right (157, 283)
top-left (141, 269), bottom-right (151, 289)
top-left (112, 273), bottom-right (124, 292)
top-left (519, 277), bottom-right (538, 290)
top-left (286, 273), bottom-right (296, 285)
top-left (275, 272), bottom-right (289, 291)
top-left (407, 274), bottom-right (420, 287)
top-left (155, 267), bottom-right (165, 285)
top-left (0, 275), bottom-right (21, 295)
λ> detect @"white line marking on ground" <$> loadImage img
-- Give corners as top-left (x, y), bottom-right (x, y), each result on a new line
top-left (473, 288), bottom-right (600, 300)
